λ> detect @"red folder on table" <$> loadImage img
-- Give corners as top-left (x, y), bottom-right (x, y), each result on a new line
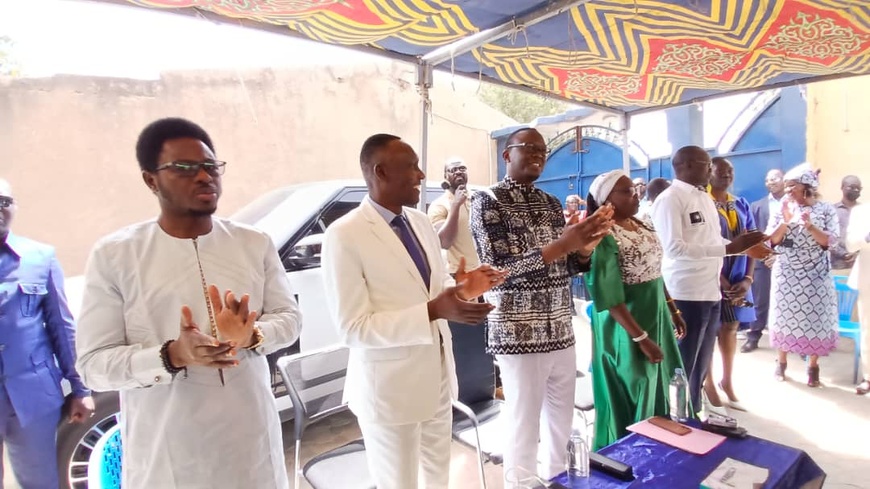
top-left (627, 418), bottom-right (726, 455)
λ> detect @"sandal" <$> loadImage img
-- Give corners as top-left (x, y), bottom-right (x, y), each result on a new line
top-left (774, 361), bottom-right (787, 382)
top-left (857, 380), bottom-right (870, 396)
top-left (807, 366), bottom-right (820, 388)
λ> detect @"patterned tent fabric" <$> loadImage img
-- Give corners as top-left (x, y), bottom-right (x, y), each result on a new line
top-left (120, 0), bottom-right (870, 113)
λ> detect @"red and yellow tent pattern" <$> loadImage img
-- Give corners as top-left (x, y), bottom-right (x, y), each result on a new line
top-left (117, 0), bottom-right (870, 112)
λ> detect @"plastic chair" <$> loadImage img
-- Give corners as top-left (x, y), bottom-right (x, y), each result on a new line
top-left (88, 424), bottom-right (122, 489)
top-left (276, 346), bottom-right (375, 489)
top-left (833, 276), bottom-right (861, 384)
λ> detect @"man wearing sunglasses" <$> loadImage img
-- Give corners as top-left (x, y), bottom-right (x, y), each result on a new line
top-left (75, 118), bottom-right (302, 489)
top-left (0, 180), bottom-right (94, 488)
top-left (428, 157), bottom-right (479, 274)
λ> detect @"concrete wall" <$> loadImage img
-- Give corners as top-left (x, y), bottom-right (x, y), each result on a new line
top-left (806, 75), bottom-right (870, 202)
top-left (0, 62), bottom-right (515, 275)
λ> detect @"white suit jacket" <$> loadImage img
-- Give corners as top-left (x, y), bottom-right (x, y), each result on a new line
top-left (322, 198), bottom-right (458, 425)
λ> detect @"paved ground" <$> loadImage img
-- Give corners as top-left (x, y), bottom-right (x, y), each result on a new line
top-left (7, 309), bottom-right (866, 488)
top-left (284, 308), bottom-right (870, 489)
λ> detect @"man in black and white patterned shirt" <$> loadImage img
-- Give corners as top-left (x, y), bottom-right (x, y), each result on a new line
top-left (470, 128), bottom-right (613, 486)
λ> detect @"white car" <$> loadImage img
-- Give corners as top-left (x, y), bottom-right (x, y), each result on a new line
top-left (58, 180), bottom-right (452, 488)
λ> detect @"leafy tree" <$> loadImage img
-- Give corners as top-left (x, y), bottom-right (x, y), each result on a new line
top-left (477, 83), bottom-right (575, 123)
top-left (0, 35), bottom-right (20, 76)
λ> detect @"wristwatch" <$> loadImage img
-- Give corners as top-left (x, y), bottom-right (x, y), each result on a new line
top-left (246, 326), bottom-right (265, 351)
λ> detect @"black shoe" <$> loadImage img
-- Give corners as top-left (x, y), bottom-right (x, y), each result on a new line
top-left (740, 339), bottom-right (759, 353)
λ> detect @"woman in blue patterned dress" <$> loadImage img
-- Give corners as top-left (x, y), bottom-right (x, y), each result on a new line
top-left (704, 157), bottom-right (756, 411)
top-left (766, 167), bottom-right (839, 387)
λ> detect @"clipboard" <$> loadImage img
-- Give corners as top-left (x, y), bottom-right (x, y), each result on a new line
top-left (627, 418), bottom-right (726, 455)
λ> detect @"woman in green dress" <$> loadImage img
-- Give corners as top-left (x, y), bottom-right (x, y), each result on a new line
top-left (585, 170), bottom-right (687, 449)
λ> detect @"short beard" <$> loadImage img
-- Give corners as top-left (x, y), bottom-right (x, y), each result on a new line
top-left (188, 207), bottom-right (217, 217)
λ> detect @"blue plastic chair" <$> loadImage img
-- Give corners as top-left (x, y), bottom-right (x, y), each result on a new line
top-left (88, 424), bottom-right (122, 489)
top-left (833, 276), bottom-right (861, 384)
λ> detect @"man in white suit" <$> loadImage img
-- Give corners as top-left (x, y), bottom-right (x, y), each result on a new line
top-left (322, 133), bottom-right (507, 488)
top-left (846, 202), bottom-right (870, 395)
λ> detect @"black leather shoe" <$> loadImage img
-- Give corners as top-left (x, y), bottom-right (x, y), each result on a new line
top-left (740, 339), bottom-right (759, 353)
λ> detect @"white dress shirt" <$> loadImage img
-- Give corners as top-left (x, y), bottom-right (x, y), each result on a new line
top-left (76, 218), bottom-right (301, 489)
top-left (768, 193), bottom-right (782, 223)
top-left (650, 179), bottom-right (728, 301)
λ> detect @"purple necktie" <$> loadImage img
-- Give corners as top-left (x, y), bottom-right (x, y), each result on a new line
top-left (391, 215), bottom-right (431, 289)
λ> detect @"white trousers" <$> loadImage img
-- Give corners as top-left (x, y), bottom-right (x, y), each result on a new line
top-left (357, 355), bottom-right (452, 489)
top-left (496, 346), bottom-right (576, 487)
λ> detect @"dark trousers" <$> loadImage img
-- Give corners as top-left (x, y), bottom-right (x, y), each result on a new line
top-left (0, 389), bottom-right (61, 489)
top-left (674, 300), bottom-right (722, 413)
top-left (748, 265), bottom-right (772, 342)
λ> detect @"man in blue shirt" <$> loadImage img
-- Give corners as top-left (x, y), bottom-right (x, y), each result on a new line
top-left (0, 179), bottom-right (93, 488)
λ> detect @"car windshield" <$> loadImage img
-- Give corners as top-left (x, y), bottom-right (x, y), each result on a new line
top-left (231, 185), bottom-right (304, 225)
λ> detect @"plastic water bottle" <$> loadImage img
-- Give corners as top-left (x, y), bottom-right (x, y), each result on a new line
top-left (669, 367), bottom-right (689, 422)
top-left (566, 429), bottom-right (590, 481)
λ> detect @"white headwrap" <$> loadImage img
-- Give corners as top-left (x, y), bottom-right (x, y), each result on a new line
top-left (589, 170), bottom-right (628, 204)
top-left (783, 163), bottom-right (819, 189)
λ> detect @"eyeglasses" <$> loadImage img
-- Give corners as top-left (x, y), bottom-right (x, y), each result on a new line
top-left (0, 197), bottom-right (14, 209)
top-left (446, 166), bottom-right (468, 174)
top-left (505, 143), bottom-right (550, 156)
top-left (155, 160), bottom-right (227, 177)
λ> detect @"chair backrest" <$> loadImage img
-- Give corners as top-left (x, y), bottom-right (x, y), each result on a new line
top-left (88, 424), bottom-right (122, 489)
top-left (277, 346), bottom-right (350, 443)
top-left (447, 320), bottom-right (495, 405)
top-left (834, 278), bottom-right (859, 322)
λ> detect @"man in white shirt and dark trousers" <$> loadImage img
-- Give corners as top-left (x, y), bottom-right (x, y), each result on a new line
top-left (76, 118), bottom-right (303, 489)
top-left (651, 146), bottom-right (768, 415)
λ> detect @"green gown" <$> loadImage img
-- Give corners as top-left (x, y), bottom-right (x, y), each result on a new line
top-left (585, 227), bottom-right (684, 450)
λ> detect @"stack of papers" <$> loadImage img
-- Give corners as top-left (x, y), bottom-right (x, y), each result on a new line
top-left (700, 457), bottom-right (769, 489)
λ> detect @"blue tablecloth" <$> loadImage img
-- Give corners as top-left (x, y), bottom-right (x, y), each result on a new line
top-left (552, 428), bottom-right (826, 489)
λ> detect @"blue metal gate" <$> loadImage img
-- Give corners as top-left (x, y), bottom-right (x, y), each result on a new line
top-left (513, 125), bottom-right (651, 206)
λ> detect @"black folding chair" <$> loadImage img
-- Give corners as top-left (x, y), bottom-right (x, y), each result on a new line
top-left (449, 319), bottom-right (502, 489)
top-left (277, 346), bottom-right (375, 489)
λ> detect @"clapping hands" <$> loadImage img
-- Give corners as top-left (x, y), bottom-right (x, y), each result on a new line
top-left (455, 257), bottom-right (508, 300)
top-left (208, 285), bottom-right (258, 348)
top-left (562, 203), bottom-right (614, 256)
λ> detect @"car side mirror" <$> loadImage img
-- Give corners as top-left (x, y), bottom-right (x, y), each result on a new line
top-left (284, 233), bottom-right (324, 272)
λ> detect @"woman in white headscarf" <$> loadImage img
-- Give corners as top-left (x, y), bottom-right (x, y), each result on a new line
top-left (767, 167), bottom-right (839, 387)
top-left (584, 171), bottom-right (687, 449)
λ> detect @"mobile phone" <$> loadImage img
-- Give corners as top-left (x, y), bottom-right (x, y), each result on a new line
top-left (649, 416), bottom-right (691, 435)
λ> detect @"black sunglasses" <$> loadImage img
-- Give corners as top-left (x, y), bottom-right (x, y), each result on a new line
top-left (155, 160), bottom-right (227, 177)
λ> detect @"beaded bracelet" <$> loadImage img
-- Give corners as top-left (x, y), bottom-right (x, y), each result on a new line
top-left (160, 340), bottom-right (186, 377)
top-left (632, 331), bottom-right (649, 343)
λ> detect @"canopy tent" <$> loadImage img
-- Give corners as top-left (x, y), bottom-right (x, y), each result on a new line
top-left (90, 0), bottom-right (870, 177)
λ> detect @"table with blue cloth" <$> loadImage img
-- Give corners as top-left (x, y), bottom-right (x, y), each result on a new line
top-left (551, 427), bottom-right (826, 489)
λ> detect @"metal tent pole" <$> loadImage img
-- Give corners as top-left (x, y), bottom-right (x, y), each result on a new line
top-left (422, 0), bottom-right (592, 66)
top-left (417, 61), bottom-right (433, 211)
top-left (622, 113), bottom-right (631, 173)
